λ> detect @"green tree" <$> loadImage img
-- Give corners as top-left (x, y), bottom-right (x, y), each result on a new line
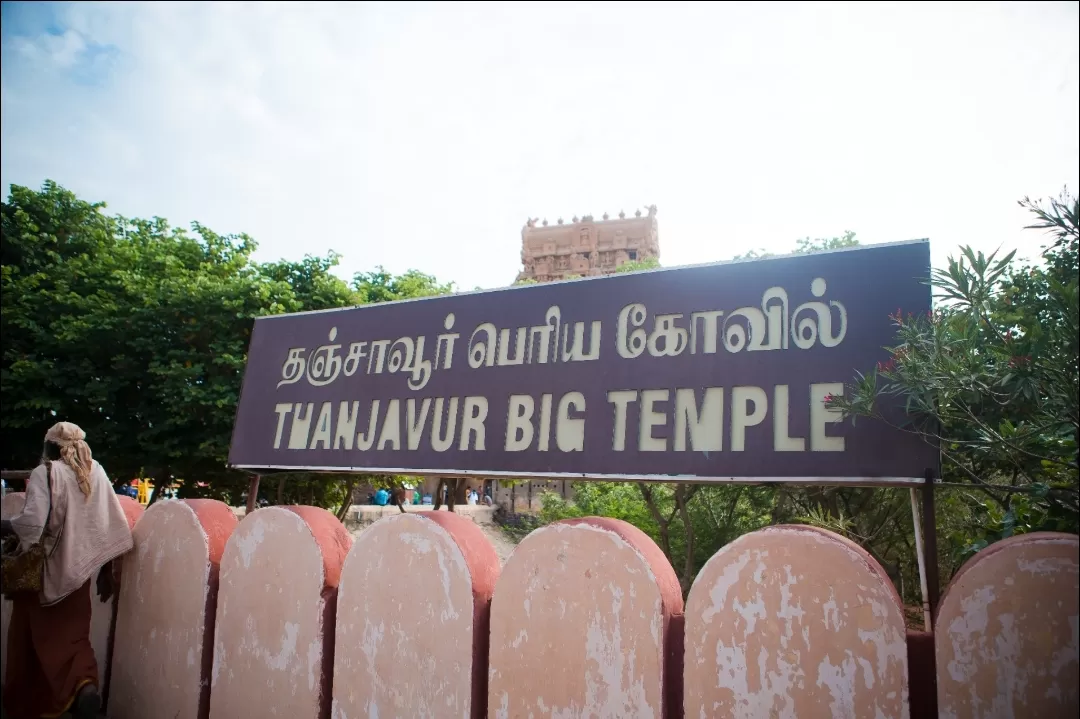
top-left (2, 183), bottom-right (302, 493)
top-left (830, 191), bottom-right (1079, 560)
top-left (1, 181), bottom-right (454, 513)
top-left (353, 267), bottom-right (454, 302)
top-left (260, 253), bottom-right (357, 309)
top-left (613, 256), bottom-right (661, 273)
top-left (535, 481), bottom-right (774, 594)
top-left (733, 230), bottom-right (859, 261)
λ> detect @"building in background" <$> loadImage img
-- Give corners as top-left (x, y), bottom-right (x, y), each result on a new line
top-left (505, 206), bottom-right (662, 508)
top-left (516, 206), bottom-right (659, 283)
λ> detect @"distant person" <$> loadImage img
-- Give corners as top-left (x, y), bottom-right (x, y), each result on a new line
top-left (0, 422), bottom-right (134, 719)
top-left (374, 487), bottom-right (390, 506)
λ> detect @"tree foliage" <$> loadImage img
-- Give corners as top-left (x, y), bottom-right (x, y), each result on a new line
top-left (539, 483), bottom-right (773, 593)
top-left (830, 190), bottom-right (1079, 556)
top-left (613, 256), bottom-right (661, 273)
top-left (353, 267), bottom-right (454, 303)
top-left (733, 230), bottom-right (859, 261)
top-left (1, 181), bottom-right (452, 508)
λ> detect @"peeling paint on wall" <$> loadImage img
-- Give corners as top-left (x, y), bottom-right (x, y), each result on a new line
top-left (488, 518), bottom-right (682, 719)
top-left (108, 499), bottom-right (236, 719)
top-left (93, 495), bottom-right (142, 710)
top-left (334, 512), bottom-right (499, 719)
top-left (685, 525), bottom-right (909, 719)
top-left (936, 532), bottom-right (1079, 719)
top-left (210, 506), bottom-right (350, 719)
top-left (12, 500), bottom-right (1075, 719)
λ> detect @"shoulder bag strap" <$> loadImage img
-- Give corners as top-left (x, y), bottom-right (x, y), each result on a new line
top-left (42, 460), bottom-right (54, 536)
top-left (42, 460), bottom-right (63, 559)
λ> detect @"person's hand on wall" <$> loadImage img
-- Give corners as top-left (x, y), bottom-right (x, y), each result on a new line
top-left (96, 560), bottom-right (115, 603)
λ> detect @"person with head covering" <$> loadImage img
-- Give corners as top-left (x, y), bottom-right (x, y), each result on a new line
top-left (0, 422), bottom-right (134, 719)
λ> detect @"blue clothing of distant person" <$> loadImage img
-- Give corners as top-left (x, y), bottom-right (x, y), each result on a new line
top-left (373, 488), bottom-right (390, 506)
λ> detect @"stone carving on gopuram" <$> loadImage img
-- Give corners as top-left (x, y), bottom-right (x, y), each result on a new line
top-left (516, 205), bottom-right (659, 283)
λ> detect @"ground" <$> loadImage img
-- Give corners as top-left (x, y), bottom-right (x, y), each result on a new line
top-left (476, 523), bottom-right (520, 566)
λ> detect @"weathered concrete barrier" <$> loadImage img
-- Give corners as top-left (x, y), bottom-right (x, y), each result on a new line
top-left (0, 491), bottom-right (27, 686)
top-left (488, 517), bottom-right (683, 718)
top-left (350, 504), bottom-right (497, 527)
top-left (333, 511), bottom-right (500, 719)
top-left (936, 531), bottom-right (1079, 719)
top-left (685, 524), bottom-right (910, 718)
top-left (231, 504), bottom-right (497, 529)
top-left (10, 493), bottom-right (1076, 719)
top-left (109, 499), bottom-right (237, 719)
top-left (94, 495), bottom-right (143, 711)
top-left (210, 506), bottom-right (351, 719)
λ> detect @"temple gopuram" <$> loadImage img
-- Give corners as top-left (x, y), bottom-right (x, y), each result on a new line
top-left (516, 205), bottom-right (660, 283)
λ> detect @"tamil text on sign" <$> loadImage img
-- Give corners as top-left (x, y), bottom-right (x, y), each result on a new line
top-left (228, 240), bottom-right (938, 484)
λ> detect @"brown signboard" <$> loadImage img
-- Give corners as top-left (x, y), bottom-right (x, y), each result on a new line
top-left (229, 240), bottom-right (938, 484)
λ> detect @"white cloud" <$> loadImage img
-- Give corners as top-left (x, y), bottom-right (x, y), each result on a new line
top-left (2, 1), bottom-right (1077, 289)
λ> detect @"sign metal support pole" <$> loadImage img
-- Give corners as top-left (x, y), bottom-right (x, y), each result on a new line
top-left (246, 474), bottom-right (261, 515)
top-left (921, 468), bottom-right (940, 618)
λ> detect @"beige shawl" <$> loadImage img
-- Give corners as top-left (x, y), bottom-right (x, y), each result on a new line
top-left (10, 460), bottom-right (134, 605)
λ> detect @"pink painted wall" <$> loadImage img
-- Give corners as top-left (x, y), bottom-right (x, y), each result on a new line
top-left (92, 494), bottom-right (143, 711)
top-left (936, 531), bottom-right (1079, 718)
top-left (109, 499), bottom-right (237, 719)
top-left (488, 517), bottom-right (684, 718)
top-left (8, 495), bottom-right (1075, 719)
top-left (333, 511), bottom-right (500, 719)
top-left (210, 506), bottom-right (351, 719)
top-left (684, 524), bottom-right (910, 718)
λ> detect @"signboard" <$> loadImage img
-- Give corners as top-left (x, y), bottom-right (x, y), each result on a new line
top-left (229, 240), bottom-right (938, 484)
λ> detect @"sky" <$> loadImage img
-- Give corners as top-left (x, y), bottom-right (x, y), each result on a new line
top-left (1, 1), bottom-right (1077, 290)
